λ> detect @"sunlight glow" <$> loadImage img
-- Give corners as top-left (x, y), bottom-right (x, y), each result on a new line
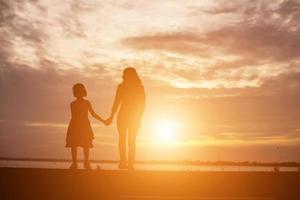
top-left (155, 121), bottom-right (180, 142)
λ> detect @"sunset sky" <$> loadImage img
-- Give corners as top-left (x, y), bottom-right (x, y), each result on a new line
top-left (0, 0), bottom-right (300, 162)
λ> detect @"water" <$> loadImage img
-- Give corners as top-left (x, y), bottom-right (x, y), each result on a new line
top-left (0, 160), bottom-right (298, 172)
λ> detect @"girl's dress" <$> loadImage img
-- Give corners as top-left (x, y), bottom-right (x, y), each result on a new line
top-left (66, 99), bottom-right (94, 148)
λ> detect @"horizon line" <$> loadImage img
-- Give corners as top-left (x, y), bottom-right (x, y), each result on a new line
top-left (0, 157), bottom-right (299, 167)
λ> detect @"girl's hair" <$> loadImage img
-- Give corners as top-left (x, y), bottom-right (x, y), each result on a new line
top-left (122, 67), bottom-right (142, 86)
top-left (73, 83), bottom-right (87, 98)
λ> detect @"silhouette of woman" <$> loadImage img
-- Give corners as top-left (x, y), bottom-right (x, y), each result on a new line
top-left (107, 67), bottom-right (146, 170)
top-left (66, 83), bottom-right (106, 169)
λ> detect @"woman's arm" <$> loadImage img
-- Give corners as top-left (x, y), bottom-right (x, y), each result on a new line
top-left (107, 85), bottom-right (122, 123)
top-left (138, 86), bottom-right (146, 119)
top-left (70, 103), bottom-right (74, 117)
top-left (88, 101), bottom-right (105, 123)
top-left (141, 87), bottom-right (146, 114)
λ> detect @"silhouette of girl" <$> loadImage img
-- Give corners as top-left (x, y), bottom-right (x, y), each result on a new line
top-left (107, 67), bottom-right (146, 170)
top-left (66, 83), bottom-right (106, 169)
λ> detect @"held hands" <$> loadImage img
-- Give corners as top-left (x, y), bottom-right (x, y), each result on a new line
top-left (104, 116), bottom-right (113, 126)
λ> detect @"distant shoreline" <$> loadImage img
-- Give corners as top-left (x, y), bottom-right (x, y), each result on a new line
top-left (1, 157), bottom-right (299, 167)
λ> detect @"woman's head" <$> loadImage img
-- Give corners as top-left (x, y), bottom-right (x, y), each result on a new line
top-left (122, 67), bottom-right (142, 86)
top-left (73, 83), bottom-right (87, 98)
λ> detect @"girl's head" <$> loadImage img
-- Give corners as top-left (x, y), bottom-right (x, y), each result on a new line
top-left (122, 67), bottom-right (142, 86)
top-left (73, 83), bottom-right (87, 98)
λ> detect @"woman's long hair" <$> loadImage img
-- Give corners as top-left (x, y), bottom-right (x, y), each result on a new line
top-left (122, 67), bottom-right (143, 86)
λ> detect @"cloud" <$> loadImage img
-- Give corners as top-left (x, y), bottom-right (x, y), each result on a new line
top-left (0, 0), bottom-right (53, 70)
top-left (124, 9), bottom-right (300, 62)
top-left (122, 0), bottom-right (300, 89)
top-left (123, 34), bottom-right (211, 57)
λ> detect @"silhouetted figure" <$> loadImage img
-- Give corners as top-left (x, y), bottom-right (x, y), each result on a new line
top-left (66, 83), bottom-right (106, 169)
top-left (107, 67), bottom-right (146, 170)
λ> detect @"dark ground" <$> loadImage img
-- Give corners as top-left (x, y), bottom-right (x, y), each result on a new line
top-left (0, 167), bottom-right (299, 200)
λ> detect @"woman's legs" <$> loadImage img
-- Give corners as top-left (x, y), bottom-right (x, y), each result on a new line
top-left (117, 122), bottom-right (127, 168)
top-left (128, 124), bottom-right (139, 169)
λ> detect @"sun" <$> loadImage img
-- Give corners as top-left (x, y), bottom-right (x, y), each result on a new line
top-left (155, 120), bottom-right (179, 142)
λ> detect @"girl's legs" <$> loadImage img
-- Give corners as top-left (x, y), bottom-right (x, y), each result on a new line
top-left (70, 147), bottom-right (78, 169)
top-left (71, 147), bottom-right (77, 163)
top-left (117, 122), bottom-right (127, 169)
top-left (83, 147), bottom-right (89, 162)
top-left (83, 147), bottom-right (91, 169)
